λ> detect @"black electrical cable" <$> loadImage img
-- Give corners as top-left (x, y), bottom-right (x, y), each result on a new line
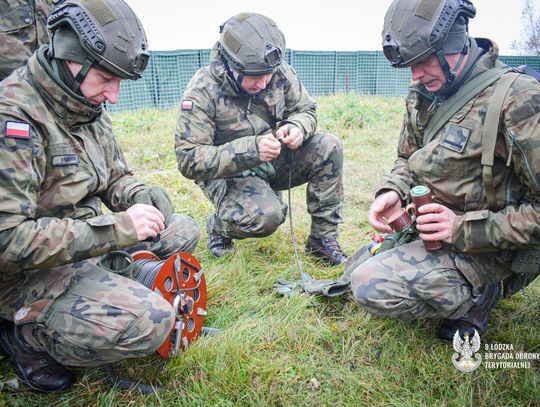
top-left (134, 259), bottom-right (165, 289)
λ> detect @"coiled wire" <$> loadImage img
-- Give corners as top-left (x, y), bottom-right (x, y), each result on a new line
top-left (135, 259), bottom-right (165, 289)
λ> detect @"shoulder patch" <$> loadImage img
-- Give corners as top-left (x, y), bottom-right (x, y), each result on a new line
top-left (4, 121), bottom-right (30, 139)
top-left (441, 123), bottom-right (470, 153)
top-left (181, 100), bottom-right (194, 111)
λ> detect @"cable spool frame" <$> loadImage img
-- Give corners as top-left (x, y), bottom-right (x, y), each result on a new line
top-left (132, 251), bottom-right (207, 359)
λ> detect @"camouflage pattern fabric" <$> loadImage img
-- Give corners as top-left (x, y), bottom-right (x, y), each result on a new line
top-left (0, 0), bottom-right (54, 81)
top-left (349, 238), bottom-right (512, 319)
top-left (0, 214), bottom-right (199, 367)
top-left (0, 47), bottom-right (149, 276)
top-left (203, 133), bottom-right (343, 239)
top-left (0, 47), bottom-right (201, 365)
top-left (175, 44), bottom-right (344, 239)
top-left (346, 39), bottom-right (540, 319)
top-left (379, 38), bottom-right (540, 254)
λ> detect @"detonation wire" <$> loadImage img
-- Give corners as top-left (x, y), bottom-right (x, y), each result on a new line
top-left (285, 147), bottom-right (343, 313)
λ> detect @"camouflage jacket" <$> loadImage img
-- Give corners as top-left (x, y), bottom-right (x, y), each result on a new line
top-left (0, 47), bottom-right (143, 276)
top-left (378, 38), bottom-right (540, 253)
top-left (175, 43), bottom-right (317, 181)
top-left (0, 0), bottom-right (55, 81)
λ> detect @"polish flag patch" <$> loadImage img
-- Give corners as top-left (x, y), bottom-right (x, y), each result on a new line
top-left (5, 121), bottom-right (31, 139)
top-left (181, 100), bottom-right (194, 111)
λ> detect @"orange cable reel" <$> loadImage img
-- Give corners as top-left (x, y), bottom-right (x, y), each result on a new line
top-left (132, 251), bottom-right (207, 359)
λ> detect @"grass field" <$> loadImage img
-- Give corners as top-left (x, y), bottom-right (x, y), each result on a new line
top-left (0, 94), bottom-right (538, 406)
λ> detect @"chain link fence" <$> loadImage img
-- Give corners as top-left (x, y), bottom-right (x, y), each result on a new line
top-left (107, 49), bottom-right (540, 112)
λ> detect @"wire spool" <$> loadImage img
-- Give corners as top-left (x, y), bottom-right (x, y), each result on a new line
top-left (132, 251), bottom-right (207, 359)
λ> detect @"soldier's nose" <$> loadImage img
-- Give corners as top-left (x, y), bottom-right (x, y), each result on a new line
top-left (105, 79), bottom-right (121, 104)
top-left (411, 65), bottom-right (425, 81)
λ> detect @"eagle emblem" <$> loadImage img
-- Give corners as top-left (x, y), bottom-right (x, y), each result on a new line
top-left (452, 330), bottom-right (482, 373)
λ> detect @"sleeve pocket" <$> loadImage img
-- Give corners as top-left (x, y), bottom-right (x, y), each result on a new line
top-left (85, 215), bottom-right (116, 245)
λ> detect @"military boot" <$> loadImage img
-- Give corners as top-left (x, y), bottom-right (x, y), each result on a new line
top-left (437, 282), bottom-right (501, 341)
top-left (206, 214), bottom-right (234, 257)
top-left (305, 236), bottom-right (347, 266)
top-left (0, 321), bottom-right (75, 392)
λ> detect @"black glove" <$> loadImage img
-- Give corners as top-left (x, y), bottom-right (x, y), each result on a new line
top-left (132, 186), bottom-right (174, 227)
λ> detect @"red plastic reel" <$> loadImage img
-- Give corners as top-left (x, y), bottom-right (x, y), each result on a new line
top-left (132, 251), bottom-right (207, 359)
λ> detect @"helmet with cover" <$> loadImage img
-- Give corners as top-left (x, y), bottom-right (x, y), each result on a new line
top-left (47, 0), bottom-right (149, 83)
top-left (218, 12), bottom-right (285, 76)
top-left (382, 0), bottom-right (476, 83)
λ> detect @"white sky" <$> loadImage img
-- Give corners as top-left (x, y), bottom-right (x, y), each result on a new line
top-left (124, 0), bottom-right (537, 55)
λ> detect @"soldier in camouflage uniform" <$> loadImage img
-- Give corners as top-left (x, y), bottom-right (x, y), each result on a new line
top-left (347, 0), bottom-right (540, 340)
top-left (175, 13), bottom-right (346, 266)
top-left (0, 0), bottom-right (200, 392)
top-left (0, 0), bottom-right (55, 81)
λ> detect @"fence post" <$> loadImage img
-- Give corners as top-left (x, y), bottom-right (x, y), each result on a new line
top-left (198, 49), bottom-right (203, 68)
top-left (333, 51), bottom-right (338, 94)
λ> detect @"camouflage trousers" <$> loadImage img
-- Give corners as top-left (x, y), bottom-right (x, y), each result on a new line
top-left (202, 132), bottom-right (344, 239)
top-left (0, 214), bottom-right (200, 367)
top-left (348, 239), bottom-right (512, 320)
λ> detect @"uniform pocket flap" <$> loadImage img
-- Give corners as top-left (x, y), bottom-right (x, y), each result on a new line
top-left (85, 215), bottom-right (117, 227)
top-left (0, 3), bottom-right (33, 33)
top-left (464, 210), bottom-right (489, 221)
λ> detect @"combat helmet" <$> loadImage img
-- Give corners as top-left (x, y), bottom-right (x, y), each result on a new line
top-left (382, 0), bottom-right (476, 84)
top-left (218, 12), bottom-right (285, 80)
top-left (47, 0), bottom-right (149, 88)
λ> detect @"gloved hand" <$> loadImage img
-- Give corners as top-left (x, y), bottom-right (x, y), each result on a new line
top-left (132, 186), bottom-right (174, 227)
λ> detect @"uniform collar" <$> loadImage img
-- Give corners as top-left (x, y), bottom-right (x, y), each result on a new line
top-left (28, 46), bottom-right (102, 128)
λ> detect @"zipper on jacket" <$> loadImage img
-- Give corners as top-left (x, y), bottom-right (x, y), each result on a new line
top-left (507, 129), bottom-right (540, 191)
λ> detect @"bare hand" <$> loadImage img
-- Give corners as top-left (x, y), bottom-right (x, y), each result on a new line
top-left (126, 204), bottom-right (165, 241)
top-left (368, 190), bottom-right (402, 233)
top-left (415, 203), bottom-right (456, 243)
top-left (275, 124), bottom-right (303, 150)
top-left (258, 133), bottom-right (281, 161)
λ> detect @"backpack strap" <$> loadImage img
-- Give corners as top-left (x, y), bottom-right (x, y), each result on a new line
top-left (422, 67), bottom-right (507, 145)
top-left (481, 72), bottom-right (520, 210)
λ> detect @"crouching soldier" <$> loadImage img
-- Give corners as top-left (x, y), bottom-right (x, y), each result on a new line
top-left (0, 0), bottom-right (200, 392)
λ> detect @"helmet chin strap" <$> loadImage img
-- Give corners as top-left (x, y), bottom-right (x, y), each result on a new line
top-left (71, 57), bottom-right (94, 94)
top-left (434, 43), bottom-right (468, 85)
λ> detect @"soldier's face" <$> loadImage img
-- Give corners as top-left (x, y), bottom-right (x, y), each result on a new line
top-left (240, 73), bottom-right (273, 94)
top-left (67, 62), bottom-right (122, 105)
top-left (410, 53), bottom-right (465, 92)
